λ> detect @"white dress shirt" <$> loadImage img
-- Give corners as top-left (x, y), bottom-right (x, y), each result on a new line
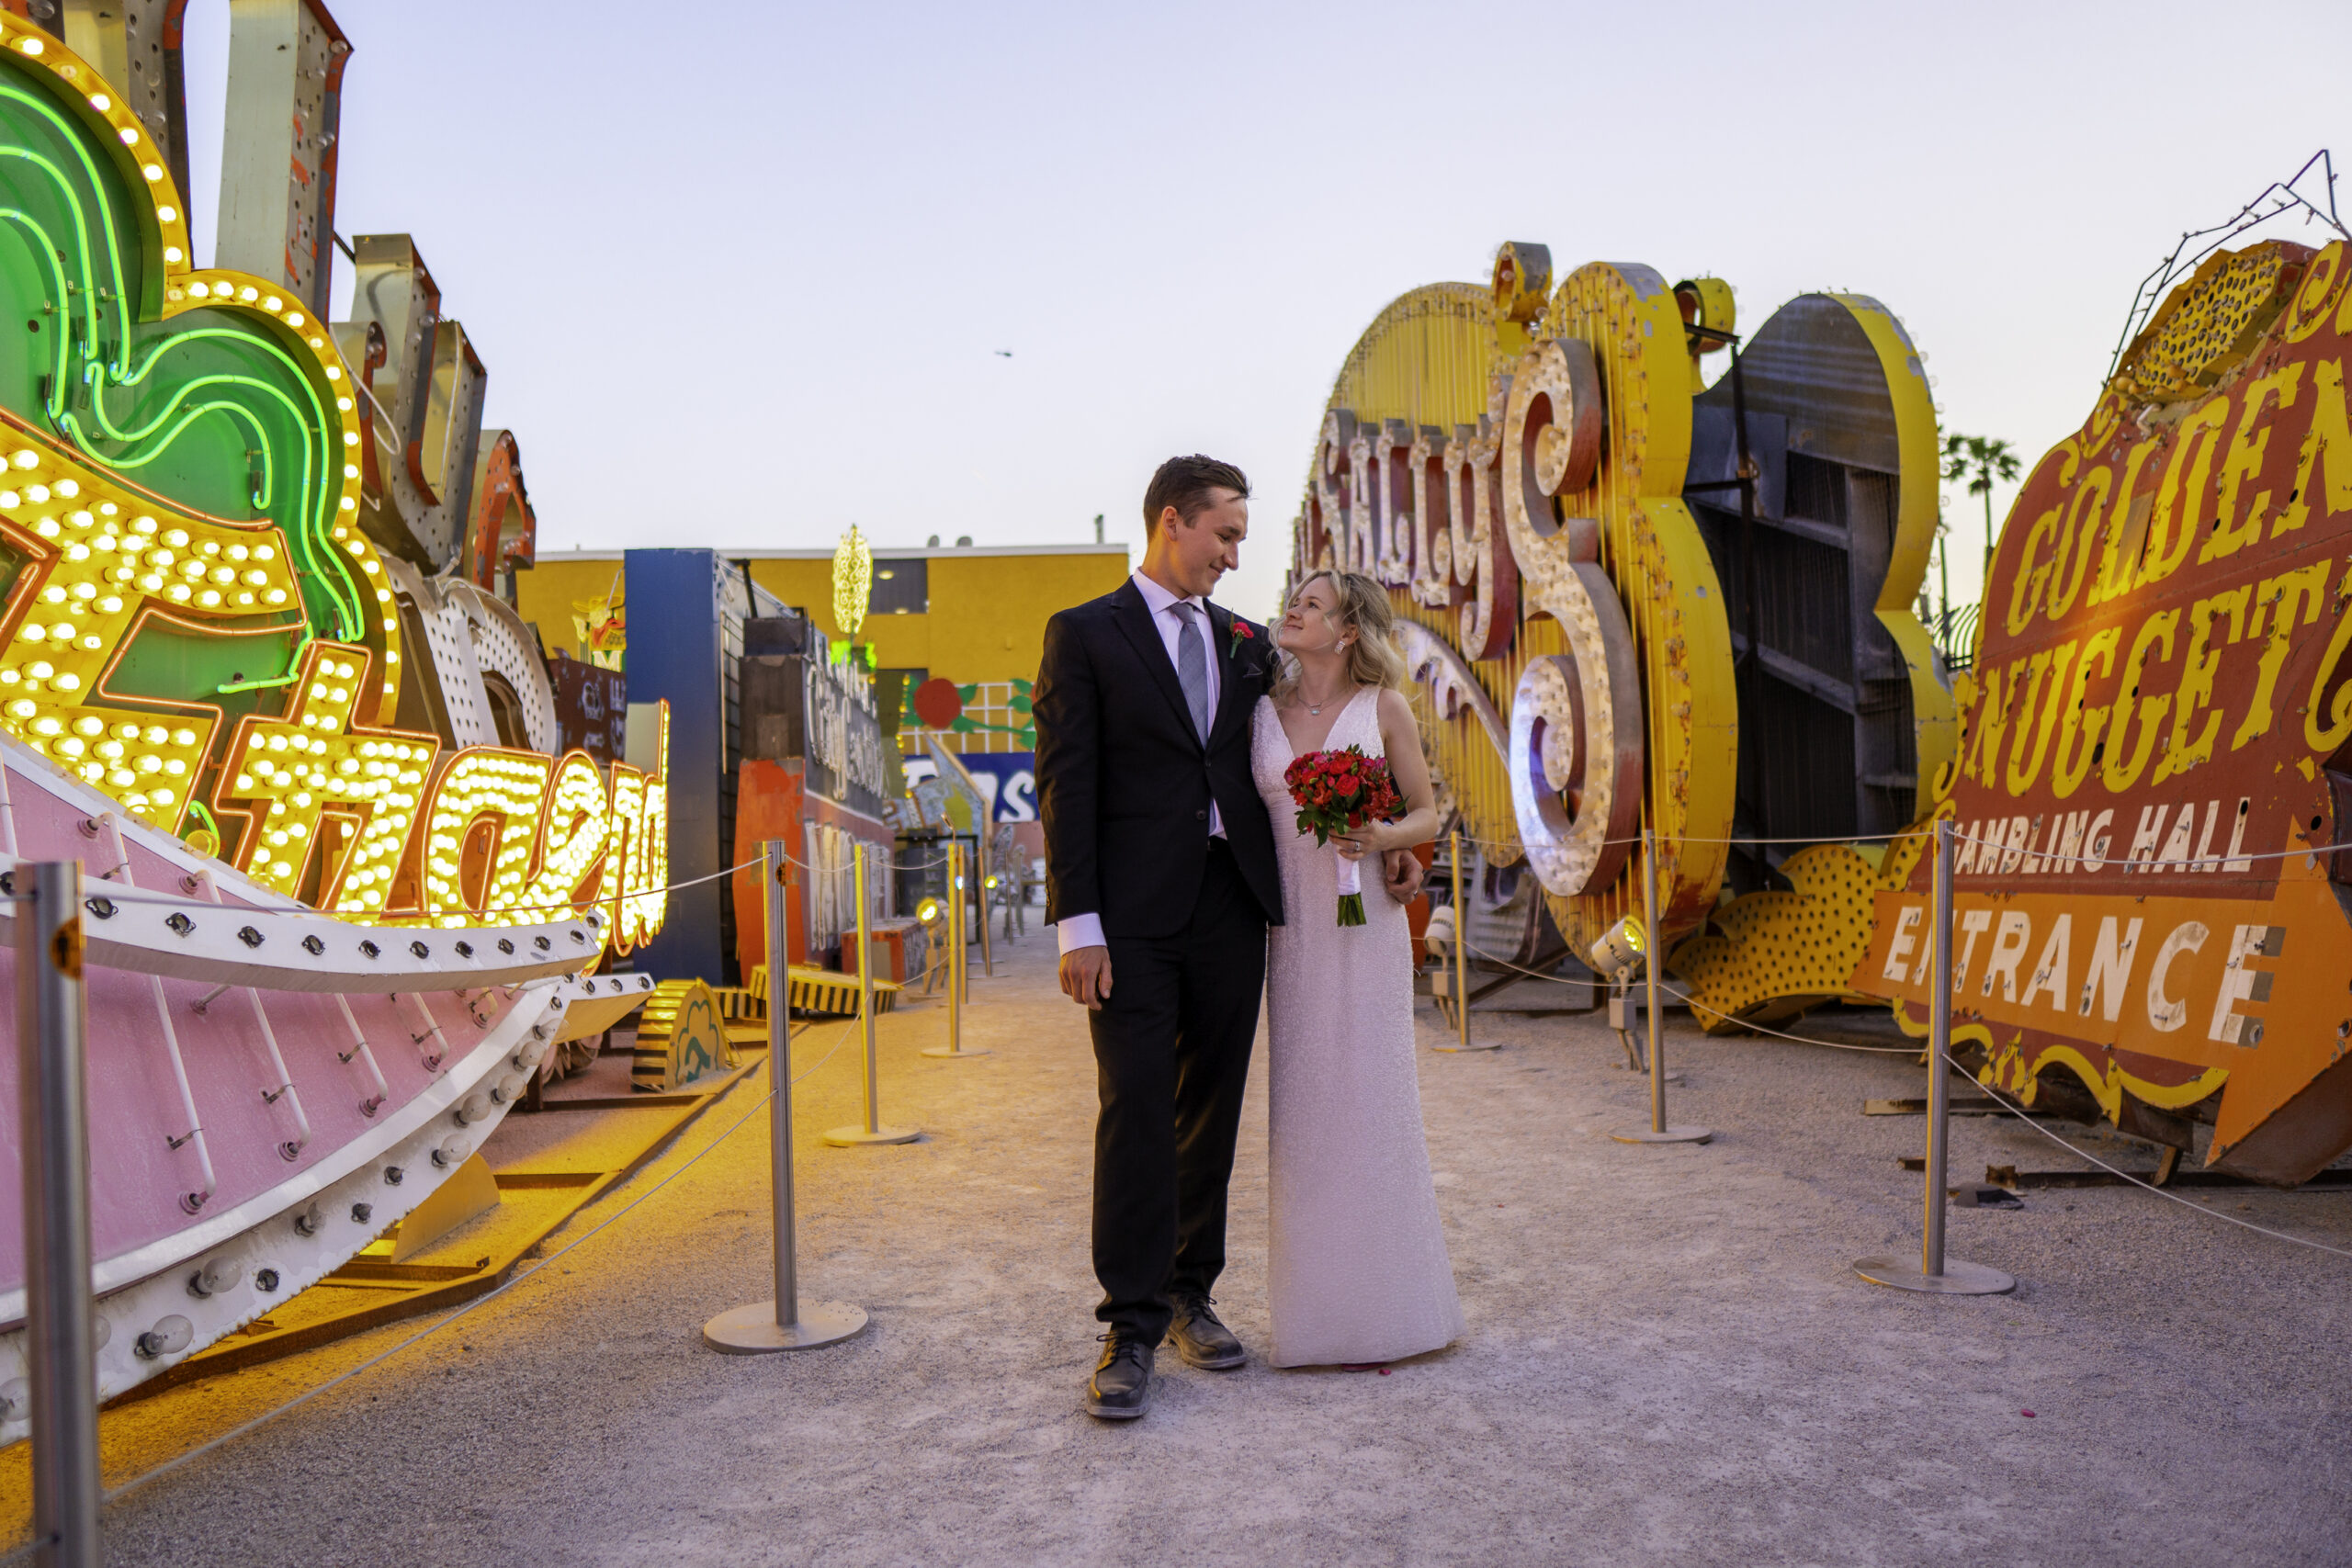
top-left (1056, 570), bottom-right (1225, 954)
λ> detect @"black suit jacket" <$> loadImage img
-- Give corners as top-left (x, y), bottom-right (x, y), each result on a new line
top-left (1034, 579), bottom-right (1283, 940)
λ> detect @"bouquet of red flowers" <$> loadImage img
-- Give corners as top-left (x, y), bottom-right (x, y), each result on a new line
top-left (1283, 745), bottom-right (1404, 926)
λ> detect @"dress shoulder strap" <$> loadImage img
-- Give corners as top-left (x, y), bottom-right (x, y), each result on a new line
top-left (1341, 684), bottom-right (1384, 756)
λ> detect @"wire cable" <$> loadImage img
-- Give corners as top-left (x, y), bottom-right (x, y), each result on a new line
top-left (1931, 1046), bottom-right (2352, 1262)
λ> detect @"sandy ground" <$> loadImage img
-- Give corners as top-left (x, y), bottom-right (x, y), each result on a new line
top-left (35, 930), bottom-right (2352, 1566)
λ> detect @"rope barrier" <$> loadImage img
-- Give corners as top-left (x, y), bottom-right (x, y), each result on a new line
top-left (1935, 1046), bottom-right (2352, 1262)
top-left (90, 1015), bottom-right (861, 1510)
top-left (1451, 940), bottom-right (1932, 1054)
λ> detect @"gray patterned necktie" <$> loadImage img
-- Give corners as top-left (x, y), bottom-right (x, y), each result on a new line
top-left (1171, 602), bottom-right (1211, 743)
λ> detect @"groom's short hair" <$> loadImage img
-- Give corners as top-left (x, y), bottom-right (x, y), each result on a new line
top-left (1143, 455), bottom-right (1250, 535)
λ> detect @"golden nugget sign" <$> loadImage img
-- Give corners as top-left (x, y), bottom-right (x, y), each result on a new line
top-left (1299, 243), bottom-right (1949, 989)
top-left (1854, 240), bottom-right (2352, 1183)
top-left (0, 17), bottom-right (665, 948)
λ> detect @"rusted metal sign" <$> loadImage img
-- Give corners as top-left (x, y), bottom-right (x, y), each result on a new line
top-left (1851, 240), bottom-right (2352, 1182)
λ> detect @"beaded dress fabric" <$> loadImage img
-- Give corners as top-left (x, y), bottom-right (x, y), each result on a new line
top-left (1252, 686), bottom-right (1464, 1368)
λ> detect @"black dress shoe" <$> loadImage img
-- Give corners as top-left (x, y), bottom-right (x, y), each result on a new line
top-left (1165, 1291), bottom-right (1246, 1371)
top-left (1086, 1334), bottom-right (1154, 1420)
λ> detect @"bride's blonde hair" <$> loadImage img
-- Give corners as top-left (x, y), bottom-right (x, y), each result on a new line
top-left (1272, 570), bottom-right (1408, 702)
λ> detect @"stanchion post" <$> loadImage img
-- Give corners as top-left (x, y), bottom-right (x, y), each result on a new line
top-left (978, 834), bottom-right (994, 978)
top-left (922, 840), bottom-right (987, 1058)
top-left (1853, 819), bottom-right (2014, 1295)
top-left (19, 861), bottom-right (100, 1567)
top-left (1611, 829), bottom-right (1711, 1145)
top-left (1431, 828), bottom-right (1478, 1051)
top-left (826, 842), bottom-right (918, 1145)
top-left (704, 841), bottom-right (867, 1352)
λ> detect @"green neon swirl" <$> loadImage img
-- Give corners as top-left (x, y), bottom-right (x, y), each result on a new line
top-left (0, 77), bottom-right (357, 642)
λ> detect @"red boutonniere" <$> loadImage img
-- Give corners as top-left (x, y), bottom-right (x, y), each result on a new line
top-left (1229, 620), bottom-right (1255, 659)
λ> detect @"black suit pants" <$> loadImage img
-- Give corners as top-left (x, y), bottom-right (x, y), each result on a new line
top-left (1088, 838), bottom-right (1267, 1342)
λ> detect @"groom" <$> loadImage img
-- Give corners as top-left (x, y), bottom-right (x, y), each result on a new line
top-left (1035, 455), bottom-right (1419, 1420)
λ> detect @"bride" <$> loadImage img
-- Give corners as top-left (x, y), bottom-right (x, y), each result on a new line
top-left (1250, 570), bottom-right (1465, 1368)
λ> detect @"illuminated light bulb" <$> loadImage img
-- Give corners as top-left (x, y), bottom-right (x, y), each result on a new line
top-left (226, 544), bottom-right (247, 561)
top-left (197, 590), bottom-right (220, 607)
top-left (265, 589), bottom-right (286, 604)
top-left (0, 491), bottom-right (17, 508)
top-left (163, 246), bottom-right (183, 265)
top-left (271, 860), bottom-right (291, 878)
top-left (337, 400), bottom-right (353, 413)
top-left (0, 671), bottom-right (17, 685)
top-left (236, 592), bottom-right (252, 605)
top-left (32, 521), bottom-right (56, 539)
top-left (137, 755), bottom-right (160, 773)
top-left (88, 94), bottom-right (109, 111)
top-left (307, 335), bottom-right (322, 348)
top-left (137, 574), bottom-right (163, 592)
top-left (209, 567), bottom-right (233, 585)
top-left (53, 479), bottom-right (76, 498)
top-left (324, 366), bottom-right (341, 380)
top-left (187, 281), bottom-right (209, 299)
top-left (65, 509), bottom-right (88, 525)
top-left (266, 830), bottom-right (288, 848)
top-left (263, 296), bottom-right (281, 311)
top-left (118, 127), bottom-right (139, 146)
top-left (234, 773), bottom-right (254, 791)
top-left (164, 584), bottom-right (189, 603)
top-left (132, 516), bottom-right (156, 534)
top-left (94, 594), bottom-right (118, 613)
top-left (27, 661), bottom-right (51, 679)
top-left (18, 625), bottom-right (44, 643)
top-left (179, 560), bottom-right (202, 579)
top-left (7, 451), bottom-right (31, 469)
top-left (30, 717), bottom-right (59, 736)
top-left (164, 759), bottom-right (184, 776)
top-left (360, 559), bottom-right (379, 576)
top-left (163, 529), bottom-right (187, 547)
top-left (340, 496), bottom-right (357, 512)
top-left (237, 286), bottom-right (257, 302)
top-left (199, 539), bottom-right (220, 557)
top-left (79, 636), bottom-right (99, 650)
top-left (17, 37), bottom-right (40, 55)
top-left (142, 165), bottom-right (162, 182)
top-left (292, 793), bottom-right (311, 808)
top-left (108, 568), bottom-right (130, 583)
top-left (73, 716), bottom-right (101, 737)
top-left (58, 738), bottom-right (83, 757)
top-left (52, 672), bottom-right (78, 691)
top-left (266, 736), bottom-right (286, 751)
top-left (150, 786), bottom-right (172, 805)
top-left (240, 569), bottom-right (264, 586)
top-left (62, 545), bottom-right (85, 562)
top-left (107, 768), bottom-right (132, 787)
top-left (25, 483), bottom-right (47, 502)
top-left (343, 462), bottom-right (358, 478)
top-left (91, 535), bottom-right (115, 553)
top-left (286, 311), bottom-right (304, 328)
top-left (342, 432), bottom-right (358, 447)
top-left (4, 700), bottom-right (28, 717)
top-left (171, 728), bottom-right (194, 745)
top-left (37, 587), bottom-right (62, 604)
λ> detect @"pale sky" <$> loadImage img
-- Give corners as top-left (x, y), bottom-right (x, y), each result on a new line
top-left (176, 0), bottom-right (2352, 630)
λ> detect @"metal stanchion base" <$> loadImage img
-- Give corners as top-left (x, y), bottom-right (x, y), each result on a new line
top-left (702, 1299), bottom-right (869, 1353)
top-left (920, 1044), bottom-right (989, 1058)
top-left (1850, 1256), bottom-right (2015, 1294)
top-left (1610, 1125), bottom-right (1713, 1145)
top-left (823, 1124), bottom-right (920, 1145)
top-left (1432, 1038), bottom-right (1499, 1053)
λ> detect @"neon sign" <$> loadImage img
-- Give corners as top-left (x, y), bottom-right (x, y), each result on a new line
top-left (0, 23), bottom-right (663, 944)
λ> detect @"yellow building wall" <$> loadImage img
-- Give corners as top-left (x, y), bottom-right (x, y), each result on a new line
top-left (510, 548), bottom-right (1130, 689)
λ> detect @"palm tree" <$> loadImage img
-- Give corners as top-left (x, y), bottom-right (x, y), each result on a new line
top-left (1943, 433), bottom-right (2020, 573)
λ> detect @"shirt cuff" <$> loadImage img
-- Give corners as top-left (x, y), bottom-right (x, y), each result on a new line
top-left (1054, 912), bottom-right (1106, 954)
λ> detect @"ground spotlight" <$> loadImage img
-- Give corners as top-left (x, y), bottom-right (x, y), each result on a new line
top-left (1589, 916), bottom-right (1646, 981)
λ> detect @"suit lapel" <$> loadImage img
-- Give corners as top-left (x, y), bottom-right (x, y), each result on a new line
top-left (1112, 581), bottom-right (1198, 742)
top-left (1205, 602), bottom-right (1253, 749)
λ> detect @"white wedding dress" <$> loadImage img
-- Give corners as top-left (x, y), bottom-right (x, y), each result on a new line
top-left (1252, 687), bottom-right (1465, 1367)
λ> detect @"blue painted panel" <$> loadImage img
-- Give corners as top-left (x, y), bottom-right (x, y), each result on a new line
top-left (626, 549), bottom-right (727, 983)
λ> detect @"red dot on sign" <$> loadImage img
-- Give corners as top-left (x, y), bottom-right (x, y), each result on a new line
top-left (912, 677), bottom-right (963, 729)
